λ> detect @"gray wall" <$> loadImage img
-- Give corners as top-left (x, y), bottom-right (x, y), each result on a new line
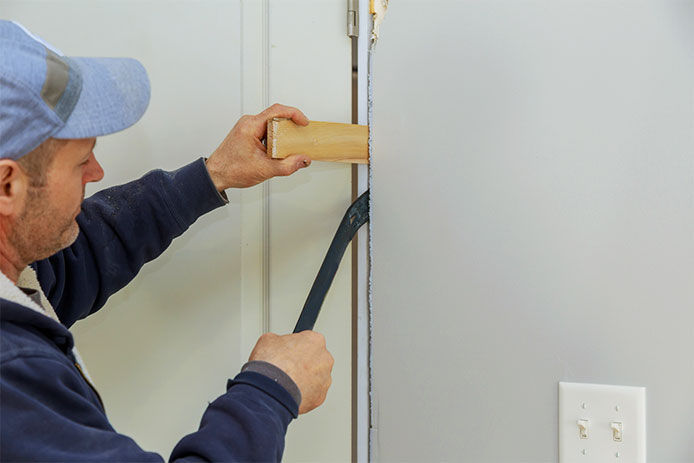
top-left (370, 1), bottom-right (694, 461)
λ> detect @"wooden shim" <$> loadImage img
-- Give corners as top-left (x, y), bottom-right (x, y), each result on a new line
top-left (267, 118), bottom-right (369, 164)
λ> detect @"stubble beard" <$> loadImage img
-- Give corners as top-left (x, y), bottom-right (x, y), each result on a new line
top-left (11, 187), bottom-right (81, 265)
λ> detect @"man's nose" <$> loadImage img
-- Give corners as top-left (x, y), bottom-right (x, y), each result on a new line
top-left (83, 154), bottom-right (105, 184)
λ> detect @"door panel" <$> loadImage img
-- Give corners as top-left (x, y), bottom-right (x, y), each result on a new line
top-left (267, 1), bottom-right (353, 460)
top-left (2, 1), bottom-right (353, 460)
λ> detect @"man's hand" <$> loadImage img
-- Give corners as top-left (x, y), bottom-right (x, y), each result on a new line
top-left (205, 104), bottom-right (311, 191)
top-left (249, 331), bottom-right (334, 415)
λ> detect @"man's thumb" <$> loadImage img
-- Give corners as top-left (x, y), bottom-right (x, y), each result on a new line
top-left (272, 154), bottom-right (311, 177)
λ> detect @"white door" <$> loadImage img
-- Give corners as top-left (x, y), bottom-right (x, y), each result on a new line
top-left (240, 1), bottom-right (356, 461)
top-left (370, 1), bottom-right (694, 461)
top-left (2, 1), bottom-right (356, 461)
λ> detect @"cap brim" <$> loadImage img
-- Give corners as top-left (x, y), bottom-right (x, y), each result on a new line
top-left (53, 57), bottom-right (150, 139)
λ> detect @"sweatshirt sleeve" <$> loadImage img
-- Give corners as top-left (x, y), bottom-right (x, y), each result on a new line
top-left (0, 352), bottom-right (298, 463)
top-left (170, 371), bottom-right (298, 462)
top-left (33, 158), bottom-right (227, 328)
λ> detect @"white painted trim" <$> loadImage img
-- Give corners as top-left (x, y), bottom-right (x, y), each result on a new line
top-left (241, 1), bottom-right (370, 457)
top-left (356, 1), bottom-right (372, 461)
top-left (240, 0), bottom-right (271, 358)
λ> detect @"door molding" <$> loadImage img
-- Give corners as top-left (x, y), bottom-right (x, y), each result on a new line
top-left (240, 0), bottom-right (271, 356)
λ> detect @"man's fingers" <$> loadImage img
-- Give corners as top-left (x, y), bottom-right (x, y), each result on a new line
top-left (260, 103), bottom-right (309, 125)
top-left (254, 104), bottom-right (309, 137)
top-left (288, 110), bottom-right (309, 126)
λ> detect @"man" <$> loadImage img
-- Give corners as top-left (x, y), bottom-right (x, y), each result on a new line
top-left (0, 20), bottom-right (334, 462)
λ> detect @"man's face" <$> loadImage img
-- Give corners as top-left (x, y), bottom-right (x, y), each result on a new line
top-left (12, 138), bottom-right (104, 263)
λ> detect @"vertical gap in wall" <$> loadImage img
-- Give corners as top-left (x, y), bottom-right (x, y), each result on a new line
top-left (350, 31), bottom-right (359, 462)
top-left (357, 1), bottom-right (373, 460)
top-left (261, 0), bottom-right (271, 333)
top-left (366, 37), bottom-right (376, 463)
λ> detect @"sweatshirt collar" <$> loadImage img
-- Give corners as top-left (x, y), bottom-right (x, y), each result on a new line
top-left (0, 268), bottom-right (45, 313)
top-left (0, 268), bottom-right (74, 353)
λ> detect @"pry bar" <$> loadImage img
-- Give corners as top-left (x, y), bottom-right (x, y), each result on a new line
top-left (293, 189), bottom-right (370, 333)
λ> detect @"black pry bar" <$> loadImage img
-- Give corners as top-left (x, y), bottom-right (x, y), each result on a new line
top-left (293, 190), bottom-right (370, 333)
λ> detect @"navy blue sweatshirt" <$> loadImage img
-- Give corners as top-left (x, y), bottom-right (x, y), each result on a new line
top-left (0, 158), bottom-right (299, 462)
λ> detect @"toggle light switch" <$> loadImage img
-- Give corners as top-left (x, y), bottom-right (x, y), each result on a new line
top-left (577, 419), bottom-right (589, 439)
top-left (611, 421), bottom-right (623, 442)
top-left (559, 382), bottom-right (646, 463)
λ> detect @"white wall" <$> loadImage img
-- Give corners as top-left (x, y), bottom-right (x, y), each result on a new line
top-left (3, 0), bottom-right (246, 455)
top-left (370, 1), bottom-right (694, 461)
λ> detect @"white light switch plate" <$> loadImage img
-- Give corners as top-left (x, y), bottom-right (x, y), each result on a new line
top-left (559, 382), bottom-right (646, 463)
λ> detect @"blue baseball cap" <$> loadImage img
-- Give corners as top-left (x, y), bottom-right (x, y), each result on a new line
top-left (0, 20), bottom-right (150, 160)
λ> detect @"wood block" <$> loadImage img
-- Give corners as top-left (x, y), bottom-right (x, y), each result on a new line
top-left (267, 118), bottom-right (369, 164)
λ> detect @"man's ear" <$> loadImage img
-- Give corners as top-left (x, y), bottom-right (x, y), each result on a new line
top-left (0, 160), bottom-right (28, 217)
